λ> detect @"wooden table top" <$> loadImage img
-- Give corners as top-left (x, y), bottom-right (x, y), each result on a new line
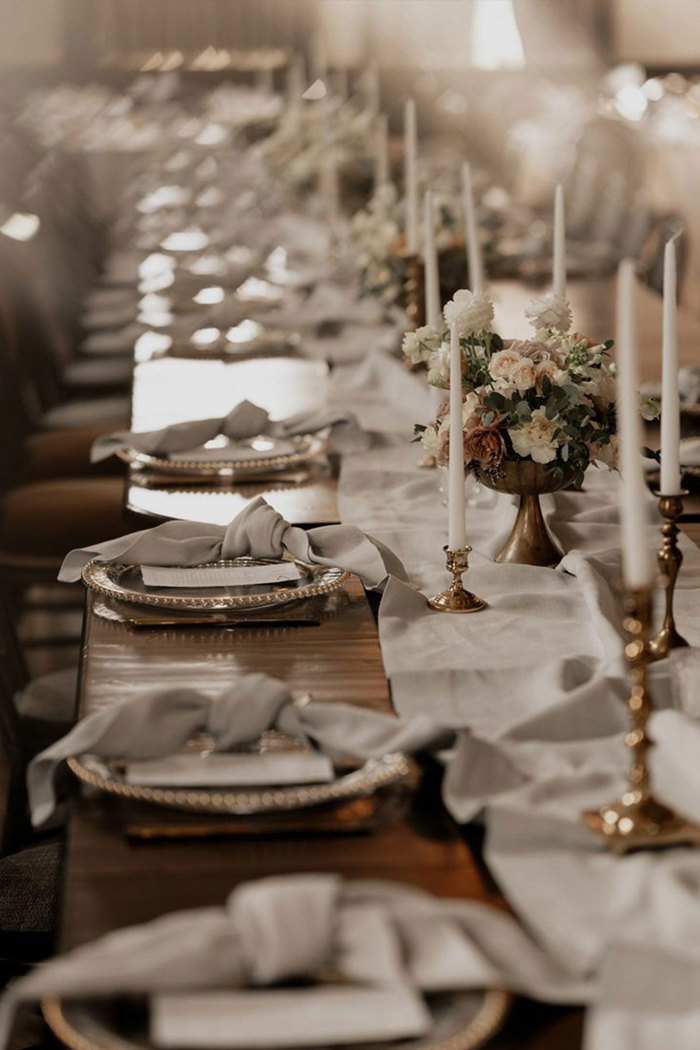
top-left (60, 576), bottom-right (494, 952)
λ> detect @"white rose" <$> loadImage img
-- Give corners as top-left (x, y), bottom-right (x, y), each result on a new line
top-left (525, 293), bottom-right (572, 335)
top-left (462, 390), bottom-right (481, 424)
top-left (426, 343), bottom-right (451, 388)
top-left (443, 289), bottom-right (494, 338)
top-left (420, 423), bottom-right (441, 457)
top-left (402, 324), bottom-right (442, 365)
top-left (508, 407), bottom-right (561, 464)
top-left (489, 348), bottom-right (537, 393)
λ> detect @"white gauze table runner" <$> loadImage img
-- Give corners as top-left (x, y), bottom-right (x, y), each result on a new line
top-left (332, 347), bottom-right (700, 1050)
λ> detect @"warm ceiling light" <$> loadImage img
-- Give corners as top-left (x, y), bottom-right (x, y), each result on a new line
top-left (471, 0), bottom-right (524, 70)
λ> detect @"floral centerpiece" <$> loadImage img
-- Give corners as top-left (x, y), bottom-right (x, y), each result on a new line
top-left (350, 183), bottom-right (468, 306)
top-left (257, 100), bottom-right (374, 201)
top-left (407, 288), bottom-right (658, 565)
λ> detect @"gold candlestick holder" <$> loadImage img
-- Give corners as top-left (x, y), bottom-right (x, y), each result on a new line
top-left (401, 250), bottom-right (425, 333)
top-left (583, 587), bottom-right (700, 853)
top-left (427, 546), bottom-right (487, 614)
top-left (649, 491), bottom-right (689, 661)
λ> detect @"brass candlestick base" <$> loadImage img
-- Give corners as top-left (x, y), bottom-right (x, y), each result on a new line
top-left (427, 546), bottom-right (487, 614)
top-left (583, 588), bottom-right (700, 853)
top-left (401, 250), bottom-right (425, 333)
top-left (649, 491), bottom-right (690, 661)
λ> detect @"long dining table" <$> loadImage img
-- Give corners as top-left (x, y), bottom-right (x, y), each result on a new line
top-left (55, 270), bottom-right (700, 1050)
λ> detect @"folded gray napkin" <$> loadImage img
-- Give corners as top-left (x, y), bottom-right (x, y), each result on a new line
top-left (58, 496), bottom-right (407, 589)
top-left (0, 873), bottom-right (588, 1049)
top-left (91, 399), bottom-right (369, 462)
top-left (28, 672), bottom-right (449, 825)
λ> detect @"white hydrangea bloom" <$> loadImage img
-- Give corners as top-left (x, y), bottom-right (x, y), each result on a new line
top-left (402, 325), bottom-right (442, 366)
top-left (426, 342), bottom-right (451, 388)
top-left (525, 293), bottom-right (572, 335)
top-left (443, 289), bottom-right (494, 338)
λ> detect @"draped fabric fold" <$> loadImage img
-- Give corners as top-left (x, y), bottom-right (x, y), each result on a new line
top-left (58, 496), bottom-right (408, 589)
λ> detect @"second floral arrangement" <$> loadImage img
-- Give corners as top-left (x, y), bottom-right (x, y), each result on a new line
top-left (405, 288), bottom-right (653, 489)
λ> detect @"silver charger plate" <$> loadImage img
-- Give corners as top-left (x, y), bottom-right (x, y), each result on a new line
top-left (117, 433), bottom-right (327, 477)
top-left (66, 751), bottom-right (413, 816)
top-left (43, 987), bottom-right (512, 1050)
top-left (81, 556), bottom-right (349, 611)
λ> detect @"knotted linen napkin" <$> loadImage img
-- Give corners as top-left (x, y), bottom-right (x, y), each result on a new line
top-left (28, 672), bottom-right (449, 825)
top-left (58, 496), bottom-right (407, 589)
top-left (0, 873), bottom-right (589, 1049)
top-left (91, 398), bottom-right (369, 462)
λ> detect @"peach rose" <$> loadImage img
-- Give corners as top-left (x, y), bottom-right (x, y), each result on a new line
top-left (463, 419), bottom-right (506, 469)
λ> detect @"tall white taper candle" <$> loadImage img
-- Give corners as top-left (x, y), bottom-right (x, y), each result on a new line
top-left (374, 113), bottom-right (389, 189)
top-left (404, 99), bottom-right (418, 254)
top-left (553, 183), bottom-right (566, 297)
top-left (423, 190), bottom-right (441, 330)
top-left (616, 259), bottom-right (654, 589)
top-left (448, 323), bottom-right (466, 550)
top-left (660, 238), bottom-right (682, 496)
top-left (461, 163), bottom-right (483, 293)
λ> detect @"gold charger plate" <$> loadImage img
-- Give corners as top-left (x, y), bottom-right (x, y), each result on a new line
top-left (43, 987), bottom-right (512, 1050)
top-left (117, 433), bottom-right (326, 478)
top-left (66, 751), bottom-right (413, 816)
top-left (81, 556), bottom-right (349, 611)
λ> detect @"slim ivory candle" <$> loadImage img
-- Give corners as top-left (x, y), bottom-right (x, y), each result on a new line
top-left (553, 183), bottom-right (566, 297)
top-left (660, 238), bottom-right (682, 496)
top-left (448, 323), bottom-right (466, 550)
top-left (404, 99), bottom-right (418, 254)
top-left (616, 259), bottom-right (654, 589)
top-left (374, 113), bottom-right (389, 189)
top-left (423, 190), bottom-right (441, 330)
top-left (461, 163), bottom-right (483, 293)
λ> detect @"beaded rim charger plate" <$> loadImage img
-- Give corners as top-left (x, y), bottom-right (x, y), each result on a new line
top-left (42, 988), bottom-right (512, 1050)
top-left (117, 433), bottom-right (327, 477)
top-left (66, 750), bottom-right (413, 815)
top-left (81, 557), bottom-right (349, 611)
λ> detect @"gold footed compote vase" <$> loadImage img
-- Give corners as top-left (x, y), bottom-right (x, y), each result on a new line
top-left (475, 461), bottom-right (574, 568)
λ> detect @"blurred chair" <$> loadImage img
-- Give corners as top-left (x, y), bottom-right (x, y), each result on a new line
top-left (0, 627), bottom-right (61, 970)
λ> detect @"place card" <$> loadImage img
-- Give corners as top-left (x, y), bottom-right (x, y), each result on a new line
top-left (151, 985), bottom-right (431, 1048)
top-left (140, 563), bottom-right (302, 589)
top-left (124, 751), bottom-right (335, 787)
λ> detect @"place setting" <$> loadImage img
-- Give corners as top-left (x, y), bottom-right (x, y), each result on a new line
top-left (93, 399), bottom-right (365, 485)
top-left (27, 673), bottom-right (423, 829)
top-left (58, 494), bottom-right (403, 619)
top-left (0, 874), bottom-right (530, 1050)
